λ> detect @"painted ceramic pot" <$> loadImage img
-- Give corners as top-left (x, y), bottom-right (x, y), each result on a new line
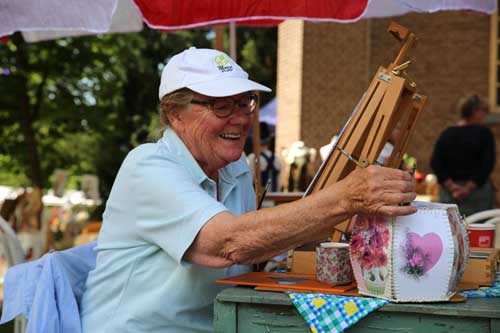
top-left (350, 203), bottom-right (470, 302)
top-left (316, 242), bottom-right (352, 285)
top-left (363, 267), bottom-right (387, 295)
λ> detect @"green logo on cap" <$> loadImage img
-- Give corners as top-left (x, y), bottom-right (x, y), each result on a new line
top-left (215, 55), bottom-right (230, 67)
top-left (215, 55), bottom-right (233, 72)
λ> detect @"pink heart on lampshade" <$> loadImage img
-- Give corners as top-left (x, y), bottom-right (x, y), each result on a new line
top-left (407, 232), bottom-right (443, 273)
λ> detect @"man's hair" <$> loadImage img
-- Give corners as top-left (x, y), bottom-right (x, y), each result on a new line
top-left (159, 88), bottom-right (194, 127)
top-left (459, 94), bottom-right (488, 119)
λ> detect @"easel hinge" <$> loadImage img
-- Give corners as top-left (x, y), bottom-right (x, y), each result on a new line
top-left (377, 72), bottom-right (392, 83)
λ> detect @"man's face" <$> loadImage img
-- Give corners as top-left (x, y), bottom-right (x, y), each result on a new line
top-left (171, 93), bottom-right (253, 177)
top-left (470, 109), bottom-right (488, 124)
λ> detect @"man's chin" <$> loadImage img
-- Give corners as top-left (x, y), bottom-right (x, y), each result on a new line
top-left (221, 151), bottom-right (244, 164)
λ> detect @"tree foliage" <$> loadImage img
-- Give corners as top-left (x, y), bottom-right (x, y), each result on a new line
top-left (0, 26), bottom-right (277, 202)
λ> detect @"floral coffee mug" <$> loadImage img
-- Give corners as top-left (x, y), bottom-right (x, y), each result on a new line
top-left (316, 242), bottom-right (352, 285)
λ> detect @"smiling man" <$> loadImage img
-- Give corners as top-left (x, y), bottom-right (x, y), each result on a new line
top-left (80, 47), bottom-right (416, 333)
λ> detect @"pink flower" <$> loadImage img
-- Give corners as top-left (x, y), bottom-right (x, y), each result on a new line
top-left (370, 233), bottom-right (384, 249)
top-left (360, 246), bottom-right (375, 270)
top-left (409, 252), bottom-right (424, 267)
top-left (350, 215), bottom-right (392, 270)
top-left (374, 250), bottom-right (387, 267)
top-left (350, 234), bottom-right (364, 255)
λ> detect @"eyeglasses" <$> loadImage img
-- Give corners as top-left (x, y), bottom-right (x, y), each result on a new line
top-left (190, 94), bottom-right (258, 118)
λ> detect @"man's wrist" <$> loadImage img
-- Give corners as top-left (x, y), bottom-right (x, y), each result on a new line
top-left (465, 181), bottom-right (477, 192)
top-left (443, 179), bottom-right (456, 192)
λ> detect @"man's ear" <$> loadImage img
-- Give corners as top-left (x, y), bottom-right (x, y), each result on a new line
top-left (167, 108), bottom-right (184, 127)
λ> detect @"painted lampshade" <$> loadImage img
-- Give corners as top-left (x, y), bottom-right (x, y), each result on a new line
top-left (349, 202), bottom-right (469, 302)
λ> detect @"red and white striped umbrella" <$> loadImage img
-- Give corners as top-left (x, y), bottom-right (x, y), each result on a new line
top-left (134, 0), bottom-right (496, 30)
top-left (0, 0), bottom-right (496, 41)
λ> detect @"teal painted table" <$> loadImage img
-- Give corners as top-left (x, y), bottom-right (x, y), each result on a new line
top-left (214, 287), bottom-right (500, 333)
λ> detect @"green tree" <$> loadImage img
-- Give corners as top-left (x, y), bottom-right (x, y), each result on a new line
top-left (0, 26), bottom-right (277, 220)
top-left (236, 27), bottom-right (277, 105)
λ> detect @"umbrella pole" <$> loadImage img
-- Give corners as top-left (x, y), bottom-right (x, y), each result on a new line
top-left (229, 22), bottom-right (237, 60)
top-left (214, 23), bottom-right (236, 59)
top-left (215, 26), bottom-right (224, 51)
top-left (252, 93), bottom-right (262, 207)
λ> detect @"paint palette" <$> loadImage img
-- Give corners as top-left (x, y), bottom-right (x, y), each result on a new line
top-left (349, 202), bottom-right (469, 302)
top-left (216, 272), bottom-right (358, 295)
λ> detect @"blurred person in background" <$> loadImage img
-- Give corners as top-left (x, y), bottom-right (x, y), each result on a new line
top-left (247, 121), bottom-right (281, 192)
top-left (431, 94), bottom-right (496, 216)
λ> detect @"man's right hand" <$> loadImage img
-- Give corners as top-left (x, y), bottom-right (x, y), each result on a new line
top-left (335, 165), bottom-right (417, 217)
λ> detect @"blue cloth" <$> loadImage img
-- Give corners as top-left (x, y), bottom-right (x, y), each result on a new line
top-left (288, 292), bottom-right (388, 333)
top-left (0, 242), bottom-right (97, 333)
top-left (81, 128), bottom-right (255, 333)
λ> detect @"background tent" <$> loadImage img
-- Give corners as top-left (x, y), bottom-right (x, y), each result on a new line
top-left (259, 97), bottom-right (277, 126)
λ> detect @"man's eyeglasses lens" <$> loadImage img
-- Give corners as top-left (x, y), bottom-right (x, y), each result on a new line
top-left (191, 94), bottom-right (258, 118)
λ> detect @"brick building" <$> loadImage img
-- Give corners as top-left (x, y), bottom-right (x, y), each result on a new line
top-left (276, 11), bottom-right (500, 202)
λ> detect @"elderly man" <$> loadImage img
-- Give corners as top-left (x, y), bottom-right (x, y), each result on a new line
top-left (80, 47), bottom-right (416, 332)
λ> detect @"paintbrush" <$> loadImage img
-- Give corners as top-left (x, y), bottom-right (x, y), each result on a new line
top-left (257, 178), bottom-right (272, 210)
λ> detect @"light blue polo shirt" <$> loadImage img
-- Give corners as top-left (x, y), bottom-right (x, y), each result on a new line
top-left (80, 128), bottom-right (255, 333)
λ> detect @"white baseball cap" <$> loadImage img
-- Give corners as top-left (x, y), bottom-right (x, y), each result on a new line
top-left (158, 47), bottom-right (271, 100)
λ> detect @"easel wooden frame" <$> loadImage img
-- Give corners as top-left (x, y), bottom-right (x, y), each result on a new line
top-left (287, 22), bottom-right (427, 274)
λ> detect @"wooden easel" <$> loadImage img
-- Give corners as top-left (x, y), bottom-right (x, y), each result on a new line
top-left (287, 22), bottom-right (427, 274)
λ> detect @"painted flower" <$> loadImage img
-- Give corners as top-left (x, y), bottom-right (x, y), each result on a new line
top-left (370, 232), bottom-right (384, 249)
top-left (360, 246), bottom-right (376, 270)
top-left (350, 215), bottom-right (390, 270)
top-left (409, 252), bottom-right (424, 267)
top-left (373, 250), bottom-right (388, 267)
top-left (402, 235), bottom-right (430, 279)
top-left (350, 234), bottom-right (364, 255)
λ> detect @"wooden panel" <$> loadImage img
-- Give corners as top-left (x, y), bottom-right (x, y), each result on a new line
top-left (214, 288), bottom-right (496, 333)
top-left (213, 299), bottom-right (237, 333)
top-left (287, 250), bottom-right (316, 274)
top-left (237, 303), bottom-right (310, 333)
top-left (348, 312), bottom-right (490, 333)
top-left (216, 287), bottom-right (500, 318)
top-left (348, 312), bottom-right (418, 333)
top-left (387, 93), bottom-right (426, 168)
top-left (359, 73), bottom-right (405, 163)
top-left (491, 318), bottom-right (500, 333)
top-left (461, 248), bottom-right (499, 286)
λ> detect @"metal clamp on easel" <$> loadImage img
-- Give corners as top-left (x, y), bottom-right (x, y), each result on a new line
top-left (335, 146), bottom-right (369, 169)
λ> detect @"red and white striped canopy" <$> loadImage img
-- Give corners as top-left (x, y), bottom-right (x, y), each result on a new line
top-left (134, 0), bottom-right (496, 30)
top-left (0, 0), bottom-right (496, 41)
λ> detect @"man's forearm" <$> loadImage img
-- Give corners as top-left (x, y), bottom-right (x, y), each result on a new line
top-left (222, 188), bottom-right (351, 265)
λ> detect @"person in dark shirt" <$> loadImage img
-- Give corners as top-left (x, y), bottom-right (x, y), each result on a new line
top-left (431, 95), bottom-right (496, 216)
